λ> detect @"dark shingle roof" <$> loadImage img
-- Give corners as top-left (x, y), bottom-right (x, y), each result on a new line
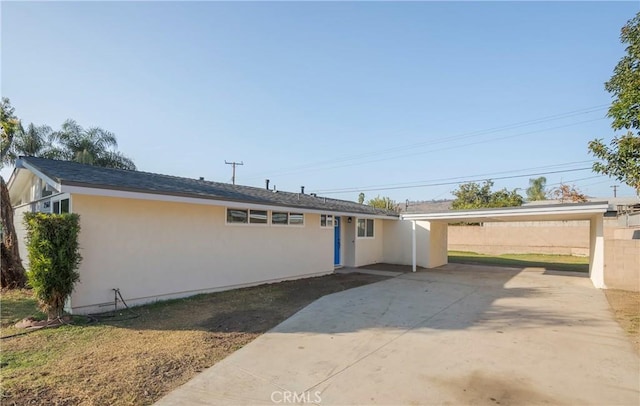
top-left (20, 157), bottom-right (398, 217)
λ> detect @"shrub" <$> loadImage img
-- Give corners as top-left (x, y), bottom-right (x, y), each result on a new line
top-left (24, 212), bottom-right (82, 319)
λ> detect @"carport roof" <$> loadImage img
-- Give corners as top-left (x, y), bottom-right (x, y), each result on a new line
top-left (400, 202), bottom-right (609, 223)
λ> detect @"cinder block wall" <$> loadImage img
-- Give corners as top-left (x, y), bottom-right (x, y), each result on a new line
top-left (448, 220), bottom-right (618, 256)
top-left (604, 237), bottom-right (640, 292)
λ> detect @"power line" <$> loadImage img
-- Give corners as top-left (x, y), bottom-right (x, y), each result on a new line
top-left (547, 175), bottom-right (603, 187)
top-left (312, 160), bottom-right (595, 193)
top-left (243, 104), bottom-right (607, 180)
top-left (576, 178), bottom-right (617, 189)
top-left (287, 117), bottom-right (604, 179)
top-left (246, 116), bottom-right (605, 180)
top-left (311, 167), bottom-right (593, 195)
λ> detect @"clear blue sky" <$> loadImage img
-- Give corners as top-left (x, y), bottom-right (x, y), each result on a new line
top-left (2, 1), bottom-right (638, 202)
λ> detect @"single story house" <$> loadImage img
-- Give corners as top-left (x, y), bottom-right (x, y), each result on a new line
top-left (8, 157), bottom-right (412, 314)
top-left (8, 157), bottom-right (610, 314)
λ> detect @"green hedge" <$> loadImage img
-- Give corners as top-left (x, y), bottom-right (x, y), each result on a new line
top-left (24, 212), bottom-right (82, 319)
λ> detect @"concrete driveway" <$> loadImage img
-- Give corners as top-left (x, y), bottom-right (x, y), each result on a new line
top-left (156, 264), bottom-right (640, 405)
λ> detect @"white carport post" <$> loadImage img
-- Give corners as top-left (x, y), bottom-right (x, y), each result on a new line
top-left (412, 220), bottom-right (417, 272)
top-left (589, 214), bottom-right (605, 288)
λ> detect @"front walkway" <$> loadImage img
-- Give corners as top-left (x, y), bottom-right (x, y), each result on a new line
top-left (156, 264), bottom-right (640, 405)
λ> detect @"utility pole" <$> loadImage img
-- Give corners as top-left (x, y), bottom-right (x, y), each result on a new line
top-left (225, 161), bottom-right (243, 185)
top-left (611, 185), bottom-right (618, 198)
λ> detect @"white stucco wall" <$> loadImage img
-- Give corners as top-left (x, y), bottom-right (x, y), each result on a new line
top-left (382, 219), bottom-right (413, 265)
top-left (381, 220), bottom-right (447, 269)
top-left (354, 219), bottom-right (384, 267)
top-left (70, 194), bottom-right (334, 313)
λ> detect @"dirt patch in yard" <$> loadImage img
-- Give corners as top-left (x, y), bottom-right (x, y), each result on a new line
top-left (605, 289), bottom-right (640, 354)
top-left (0, 273), bottom-right (388, 406)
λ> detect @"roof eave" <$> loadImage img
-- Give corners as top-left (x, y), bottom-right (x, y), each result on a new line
top-left (16, 158), bottom-right (62, 190)
top-left (61, 183), bottom-right (399, 219)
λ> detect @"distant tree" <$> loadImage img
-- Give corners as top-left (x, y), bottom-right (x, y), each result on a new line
top-left (0, 99), bottom-right (18, 159)
top-left (589, 12), bottom-right (640, 195)
top-left (526, 176), bottom-right (547, 201)
top-left (6, 123), bottom-right (59, 162)
top-left (6, 118), bottom-right (136, 171)
top-left (0, 98), bottom-right (27, 288)
top-left (358, 192), bottom-right (365, 204)
top-left (367, 195), bottom-right (399, 211)
top-left (451, 180), bottom-right (523, 210)
top-left (54, 119), bottom-right (136, 170)
top-left (550, 184), bottom-right (588, 203)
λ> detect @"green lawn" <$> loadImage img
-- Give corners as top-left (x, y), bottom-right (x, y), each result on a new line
top-left (1, 289), bottom-right (46, 338)
top-left (448, 251), bottom-right (589, 273)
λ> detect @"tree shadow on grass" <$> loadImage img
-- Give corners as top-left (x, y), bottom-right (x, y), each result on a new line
top-left (449, 256), bottom-right (589, 273)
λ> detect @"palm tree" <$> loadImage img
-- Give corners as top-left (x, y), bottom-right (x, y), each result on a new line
top-left (54, 119), bottom-right (136, 170)
top-left (6, 123), bottom-right (60, 162)
top-left (2, 106), bottom-right (136, 288)
top-left (526, 177), bottom-right (547, 201)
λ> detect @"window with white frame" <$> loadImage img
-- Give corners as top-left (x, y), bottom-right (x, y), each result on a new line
top-left (51, 197), bottom-right (70, 214)
top-left (249, 210), bottom-right (268, 224)
top-left (289, 213), bottom-right (304, 225)
top-left (320, 214), bottom-right (334, 228)
top-left (272, 211), bottom-right (288, 225)
top-left (227, 208), bottom-right (248, 224)
top-left (272, 212), bottom-right (304, 226)
top-left (357, 218), bottom-right (374, 238)
top-left (226, 208), bottom-right (304, 226)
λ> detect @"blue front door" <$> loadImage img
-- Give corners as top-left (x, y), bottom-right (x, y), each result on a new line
top-left (334, 217), bottom-right (341, 265)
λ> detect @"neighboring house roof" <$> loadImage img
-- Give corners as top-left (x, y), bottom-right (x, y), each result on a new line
top-left (403, 200), bottom-right (453, 213)
top-left (14, 157), bottom-right (399, 218)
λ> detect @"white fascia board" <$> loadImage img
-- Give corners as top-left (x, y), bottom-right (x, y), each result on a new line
top-left (400, 204), bottom-right (609, 222)
top-left (15, 159), bottom-right (61, 191)
top-left (61, 184), bottom-right (398, 220)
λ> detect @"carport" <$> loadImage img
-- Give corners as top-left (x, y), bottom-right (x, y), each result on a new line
top-left (401, 202), bottom-right (609, 288)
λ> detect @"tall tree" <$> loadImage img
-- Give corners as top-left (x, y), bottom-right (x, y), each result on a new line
top-left (54, 119), bottom-right (136, 170)
top-left (6, 123), bottom-right (58, 162)
top-left (358, 192), bottom-right (365, 204)
top-left (589, 12), bottom-right (640, 195)
top-left (0, 98), bottom-right (27, 288)
top-left (2, 110), bottom-right (136, 288)
top-left (451, 180), bottom-right (523, 210)
top-left (526, 176), bottom-right (548, 201)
